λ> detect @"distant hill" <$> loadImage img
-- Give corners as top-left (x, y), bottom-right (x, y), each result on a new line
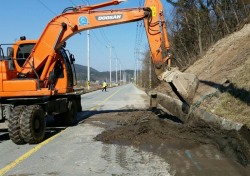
top-left (75, 64), bottom-right (134, 82)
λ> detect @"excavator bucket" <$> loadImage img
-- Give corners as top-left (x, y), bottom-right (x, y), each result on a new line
top-left (160, 68), bottom-right (199, 105)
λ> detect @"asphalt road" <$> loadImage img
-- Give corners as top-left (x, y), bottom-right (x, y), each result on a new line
top-left (0, 84), bottom-right (171, 176)
top-left (0, 83), bottom-right (249, 176)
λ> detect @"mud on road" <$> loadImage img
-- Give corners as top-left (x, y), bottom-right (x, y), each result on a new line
top-left (84, 110), bottom-right (250, 175)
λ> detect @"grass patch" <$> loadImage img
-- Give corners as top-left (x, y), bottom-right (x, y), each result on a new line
top-left (214, 60), bottom-right (250, 127)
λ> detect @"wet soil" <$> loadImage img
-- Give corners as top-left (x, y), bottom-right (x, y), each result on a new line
top-left (85, 110), bottom-right (250, 173)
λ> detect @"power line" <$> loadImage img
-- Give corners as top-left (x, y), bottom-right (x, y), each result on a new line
top-left (134, 21), bottom-right (144, 61)
top-left (37, 0), bottom-right (57, 15)
top-left (90, 31), bottom-right (122, 71)
top-left (90, 32), bottom-right (109, 58)
top-left (91, 31), bottom-right (109, 57)
top-left (84, 0), bottom-right (90, 5)
top-left (139, 0), bottom-right (144, 6)
top-left (69, 0), bottom-right (76, 6)
top-left (99, 28), bottom-right (111, 45)
top-left (80, 0), bottom-right (90, 5)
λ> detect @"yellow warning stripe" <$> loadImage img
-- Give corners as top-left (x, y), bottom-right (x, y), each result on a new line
top-left (90, 86), bottom-right (126, 111)
top-left (0, 86), bottom-right (126, 175)
top-left (0, 131), bottom-right (62, 176)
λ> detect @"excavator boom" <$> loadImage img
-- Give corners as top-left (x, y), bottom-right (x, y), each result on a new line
top-left (17, 0), bottom-right (198, 104)
top-left (18, 7), bottom-right (150, 79)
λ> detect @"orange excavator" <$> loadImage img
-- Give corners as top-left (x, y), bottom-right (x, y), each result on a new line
top-left (0, 0), bottom-right (198, 144)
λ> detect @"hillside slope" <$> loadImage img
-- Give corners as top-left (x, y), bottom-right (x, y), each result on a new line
top-left (75, 64), bottom-right (134, 82)
top-left (185, 24), bottom-right (250, 127)
top-left (157, 24), bottom-right (250, 127)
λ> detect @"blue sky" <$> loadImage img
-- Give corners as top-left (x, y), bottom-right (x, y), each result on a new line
top-left (0, 0), bottom-right (171, 72)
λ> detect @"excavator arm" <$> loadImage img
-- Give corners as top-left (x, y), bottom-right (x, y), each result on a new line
top-left (19, 1), bottom-right (150, 79)
top-left (19, 0), bottom-right (198, 104)
top-left (143, 0), bottom-right (199, 104)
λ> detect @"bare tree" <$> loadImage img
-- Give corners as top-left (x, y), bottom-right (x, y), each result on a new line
top-left (138, 0), bottom-right (250, 89)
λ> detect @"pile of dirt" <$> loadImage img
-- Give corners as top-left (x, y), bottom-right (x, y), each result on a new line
top-left (92, 110), bottom-right (250, 167)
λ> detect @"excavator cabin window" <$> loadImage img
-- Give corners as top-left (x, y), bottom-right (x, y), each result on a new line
top-left (0, 46), bottom-right (4, 60)
top-left (0, 45), bottom-right (10, 60)
top-left (16, 43), bottom-right (35, 67)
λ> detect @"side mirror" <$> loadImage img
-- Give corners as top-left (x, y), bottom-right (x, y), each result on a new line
top-left (0, 47), bottom-right (3, 59)
top-left (70, 54), bottom-right (75, 64)
top-left (62, 42), bottom-right (66, 48)
top-left (7, 47), bottom-right (14, 58)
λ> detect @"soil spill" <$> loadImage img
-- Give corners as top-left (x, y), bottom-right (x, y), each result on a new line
top-left (85, 110), bottom-right (250, 174)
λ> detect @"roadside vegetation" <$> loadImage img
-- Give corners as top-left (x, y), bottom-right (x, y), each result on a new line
top-left (139, 0), bottom-right (250, 89)
top-left (137, 0), bottom-right (250, 126)
top-left (214, 60), bottom-right (250, 127)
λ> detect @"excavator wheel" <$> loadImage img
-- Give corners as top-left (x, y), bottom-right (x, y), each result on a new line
top-left (62, 100), bottom-right (77, 126)
top-left (20, 105), bottom-right (46, 144)
top-left (8, 105), bottom-right (27, 145)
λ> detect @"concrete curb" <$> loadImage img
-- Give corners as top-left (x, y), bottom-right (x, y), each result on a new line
top-left (149, 91), bottom-right (244, 131)
top-left (190, 108), bottom-right (243, 131)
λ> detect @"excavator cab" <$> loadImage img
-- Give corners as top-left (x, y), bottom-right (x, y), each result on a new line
top-left (13, 39), bottom-right (36, 72)
top-left (0, 37), bottom-right (36, 74)
top-left (15, 43), bottom-right (35, 67)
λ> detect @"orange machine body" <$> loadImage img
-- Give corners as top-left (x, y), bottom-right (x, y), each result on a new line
top-left (0, 0), bottom-right (174, 144)
top-left (1, 0), bottom-right (170, 98)
top-left (0, 40), bottom-right (73, 97)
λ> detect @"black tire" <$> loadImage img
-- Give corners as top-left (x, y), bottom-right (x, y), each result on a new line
top-left (8, 105), bottom-right (26, 145)
top-left (20, 105), bottom-right (46, 144)
top-left (75, 95), bottom-right (82, 112)
top-left (62, 100), bottom-right (77, 126)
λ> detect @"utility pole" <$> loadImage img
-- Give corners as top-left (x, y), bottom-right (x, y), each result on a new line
top-left (87, 30), bottom-right (90, 90)
top-left (134, 61), bottom-right (137, 85)
top-left (116, 57), bottom-right (118, 84)
top-left (106, 45), bottom-right (113, 87)
top-left (86, 0), bottom-right (90, 90)
top-left (119, 63), bottom-right (121, 85)
top-left (137, 59), bottom-right (139, 85)
top-left (136, 59), bottom-right (138, 85)
top-left (123, 71), bottom-right (125, 83)
top-left (125, 72), bottom-right (127, 82)
top-left (149, 58), bottom-right (152, 89)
